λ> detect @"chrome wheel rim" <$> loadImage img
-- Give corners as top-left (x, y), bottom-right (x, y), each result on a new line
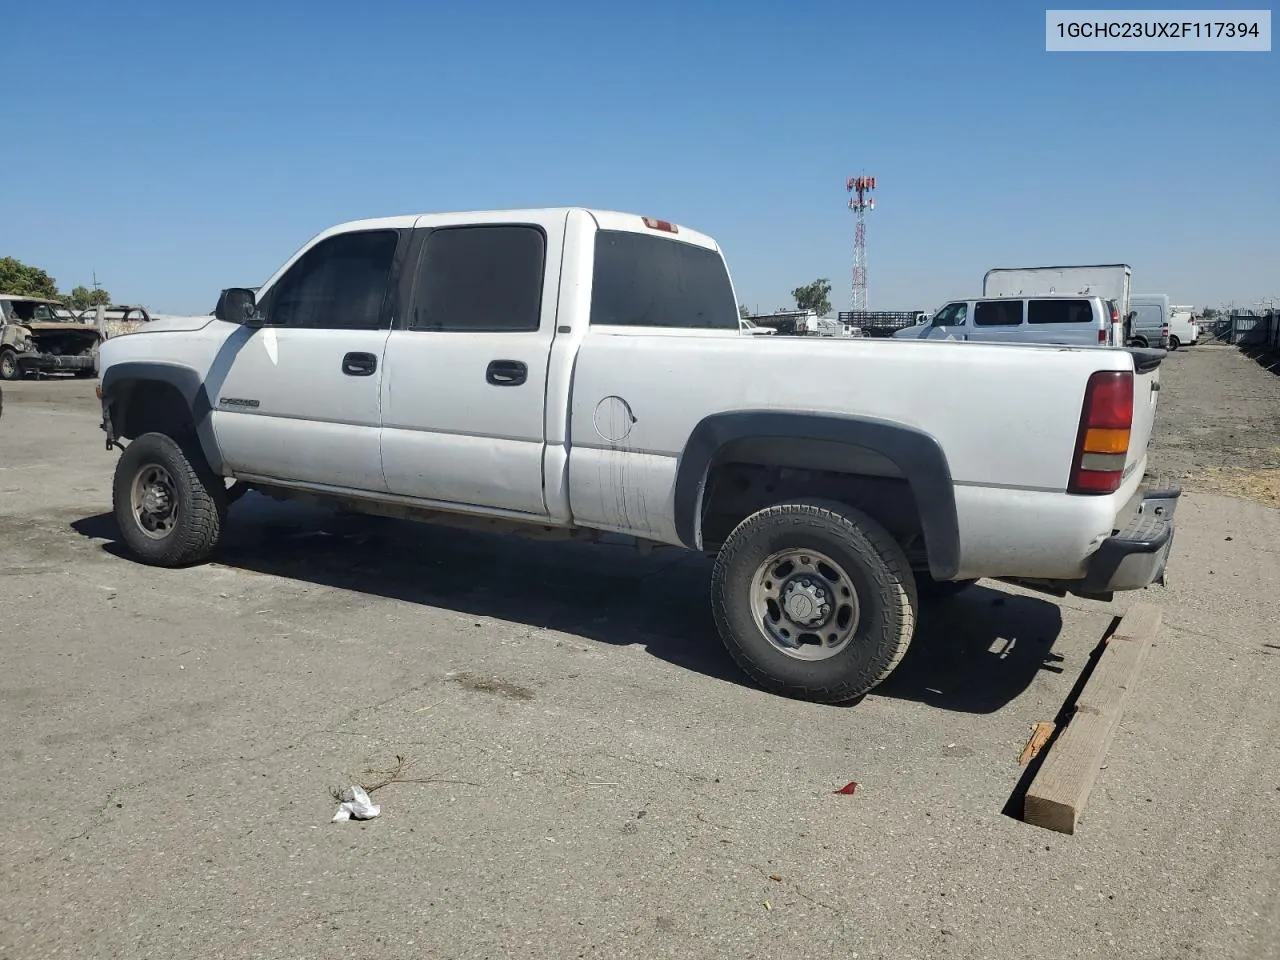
top-left (749, 548), bottom-right (861, 661)
top-left (130, 464), bottom-right (178, 540)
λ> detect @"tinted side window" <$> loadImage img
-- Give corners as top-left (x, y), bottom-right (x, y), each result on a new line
top-left (974, 300), bottom-right (1023, 326)
top-left (267, 230), bottom-right (397, 330)
top-left (411, 225), bottom-right (546, 332)
top-left (1028, 299), bottom-right (1093, 324)
top-left (591, 230), bottom-right (737, 330)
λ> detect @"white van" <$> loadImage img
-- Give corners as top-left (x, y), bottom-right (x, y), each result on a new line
top-left (892, 294), bottom-right (1123, 346)
top-left (1168, 304), bottom-right (1198, 348)
top-left (1128, 295), bottom-right (1171, 350)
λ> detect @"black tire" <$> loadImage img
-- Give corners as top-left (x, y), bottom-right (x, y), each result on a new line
top-left (711, 499), bottom-right (918, 704)
top-left (1168, 336), bottom-right (1180, 351)
top-left (0, 348), bottom-right (21, 381)
top-left (112, 432), bottom-right (226, 567)
top-left (916, 575), bottom-right (978, 599)
top-left (1131, 336), bottom-right (1149, 349)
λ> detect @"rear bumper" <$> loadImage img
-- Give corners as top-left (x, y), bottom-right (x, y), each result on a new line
top-left (1071, 484), bottom-right (1179, 595)
top-left (1007, 484), bottom-right (1180, 601)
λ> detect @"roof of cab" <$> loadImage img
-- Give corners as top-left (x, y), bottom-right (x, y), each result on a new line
top-left (313, 208), bottom-right (720, 252)
top-left (0, 294), bottom-right (64, 305)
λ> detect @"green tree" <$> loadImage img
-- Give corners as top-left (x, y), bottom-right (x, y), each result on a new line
top-left (64, 285), bottom-right (112, 310)
top-left (1201, 307), bottom-right (1220, 320)
top-left (738, 304), bottom-right (751, 319)
top-left (0, 257), bottom-right (59, 299)
top-left (792, 278), bottom-right (833, 316)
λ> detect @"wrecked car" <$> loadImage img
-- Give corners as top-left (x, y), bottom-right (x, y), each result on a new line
top-left (0, 295), bottom-right (100, 380)
top-left (78, 304), bottom-right (154, 339)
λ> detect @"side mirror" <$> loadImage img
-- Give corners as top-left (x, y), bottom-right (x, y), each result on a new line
top-left (215, 287), bottom-right (261, 325)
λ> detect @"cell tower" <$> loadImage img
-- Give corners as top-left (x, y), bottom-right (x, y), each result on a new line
top-left (846, 175), bottom-right (876, 310)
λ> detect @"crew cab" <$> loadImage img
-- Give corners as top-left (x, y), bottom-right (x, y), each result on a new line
top-left (96, 208), bottom-right (1180, 704)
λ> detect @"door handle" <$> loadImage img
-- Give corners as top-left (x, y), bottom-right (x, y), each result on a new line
top-left (342, 352), bottom-right (377, 377)
top-left (486, 360), bottom-right (528, 386)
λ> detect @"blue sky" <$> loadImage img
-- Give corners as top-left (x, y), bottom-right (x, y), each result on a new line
top-left (3, 0), bottom-right (1276, 314)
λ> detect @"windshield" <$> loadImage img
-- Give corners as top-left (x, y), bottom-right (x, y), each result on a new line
top-left (9, 301), bottom-right (76, 322)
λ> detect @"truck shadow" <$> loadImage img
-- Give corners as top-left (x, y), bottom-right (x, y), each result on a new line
top-left (72, 495), bottom-right (1065, 714)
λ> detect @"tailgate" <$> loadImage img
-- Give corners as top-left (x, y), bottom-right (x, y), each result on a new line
top-left (1125, 348), bottom-right (1163, 477)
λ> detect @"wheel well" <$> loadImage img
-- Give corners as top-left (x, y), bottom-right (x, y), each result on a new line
top-left (699, 439), bottom-right (929, 570)
top-left (111, 380), bottom-right (196, 441)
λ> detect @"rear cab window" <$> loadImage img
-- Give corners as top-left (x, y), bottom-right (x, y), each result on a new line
top-left (590, 230), bottom-right (738, 330)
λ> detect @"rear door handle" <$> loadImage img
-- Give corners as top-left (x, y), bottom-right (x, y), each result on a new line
top-left (342, 352), bottom-right (377, 377)
top-left (486, 360), bottom-right (528, 386)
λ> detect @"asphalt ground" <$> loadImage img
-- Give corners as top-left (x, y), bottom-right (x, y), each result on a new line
top-left (1, 344), bottom-right (1277, 959)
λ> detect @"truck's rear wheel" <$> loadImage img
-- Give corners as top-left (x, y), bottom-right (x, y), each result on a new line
top-left (0, 348), bottom-right (21, 381)
top-left (711, 499), bottom-right (918, 704)
top-left (1168, 336), bottom-right (1180, 350)
top-left (112, 432), bottom-right (226, 567)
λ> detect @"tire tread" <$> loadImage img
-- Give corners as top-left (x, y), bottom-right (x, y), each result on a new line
top-left (711, 499), bottom-right (917, 704)
top-left (113, 432), bottom-right (225, 567)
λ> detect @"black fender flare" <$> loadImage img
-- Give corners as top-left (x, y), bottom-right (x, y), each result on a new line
top-left (100, 360), bottom-right (224, 474)
top-left (673, 410), bottom-right (960, 580)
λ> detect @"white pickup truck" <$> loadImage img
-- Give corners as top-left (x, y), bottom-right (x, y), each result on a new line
top-left (96, 208), bottom-right (1180, 703)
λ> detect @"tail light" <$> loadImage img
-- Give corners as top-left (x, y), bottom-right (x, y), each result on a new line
top-left (1068, 370), bottom-right (1133, 494)
top-left (1101, 304), bottom-right (1120, 345)
top-left (642, 217), bottom-right (678, 234)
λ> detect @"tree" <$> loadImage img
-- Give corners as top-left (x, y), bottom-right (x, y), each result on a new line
top-left (64, 285), bottom-right (112, 310)
top-left (792, 278), bottom-right (833, 317)
top-left (739, 304), bottom-right (751, 319)
top-left (1201, 307), bottom-right (1220, 320)
top-left (0, 257), bottom-right (59, 299)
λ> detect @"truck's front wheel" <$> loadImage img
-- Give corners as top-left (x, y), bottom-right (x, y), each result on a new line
top-left (711, 500), bottom-right (918, 704)
top-left (112, 432), bottom-right (226, 567)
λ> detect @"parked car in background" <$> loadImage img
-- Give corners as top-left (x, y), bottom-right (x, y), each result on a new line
top-left (892, 294), bottom-right (1123, 346)
top-left (0, 294), bottom-right (100, 380)
top-left (1168, 304), bottom-right (1197, 348)
top-left (1128, 294), bottom-right (1172, 350)
top-left (984, 263), bottom-right (1131, 345)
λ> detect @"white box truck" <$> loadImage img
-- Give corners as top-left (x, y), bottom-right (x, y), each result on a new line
top-left (983, 264), bottom-right (1132, 346)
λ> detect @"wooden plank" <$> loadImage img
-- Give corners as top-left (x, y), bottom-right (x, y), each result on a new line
top-left (1023, 602), bottom-right (1162, 834)
top-left (1018, 721), bottom-right (1056, 765)
top-left (1074, 614), bottom-right (1158, 720)
top-left (1107, 603), bottom-right (1163, 646)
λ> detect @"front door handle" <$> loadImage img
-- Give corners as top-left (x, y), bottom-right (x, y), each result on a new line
top-left (342, 352), bottom-right (377, 377)
top-left (486, 360), bottom-right (528, 386)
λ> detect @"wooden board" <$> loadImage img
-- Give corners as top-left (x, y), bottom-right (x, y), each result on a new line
top-left (1023, 602), bottom-right (1163, 834)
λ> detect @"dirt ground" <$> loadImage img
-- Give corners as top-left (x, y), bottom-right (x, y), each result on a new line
top-left (1, 345), bottom-right (1278, 960)
top-left (1148, 342), bottom-right (1280, 505)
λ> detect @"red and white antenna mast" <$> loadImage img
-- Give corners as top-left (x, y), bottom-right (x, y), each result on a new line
top-left (846, 175), bottom-right (876, 310)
